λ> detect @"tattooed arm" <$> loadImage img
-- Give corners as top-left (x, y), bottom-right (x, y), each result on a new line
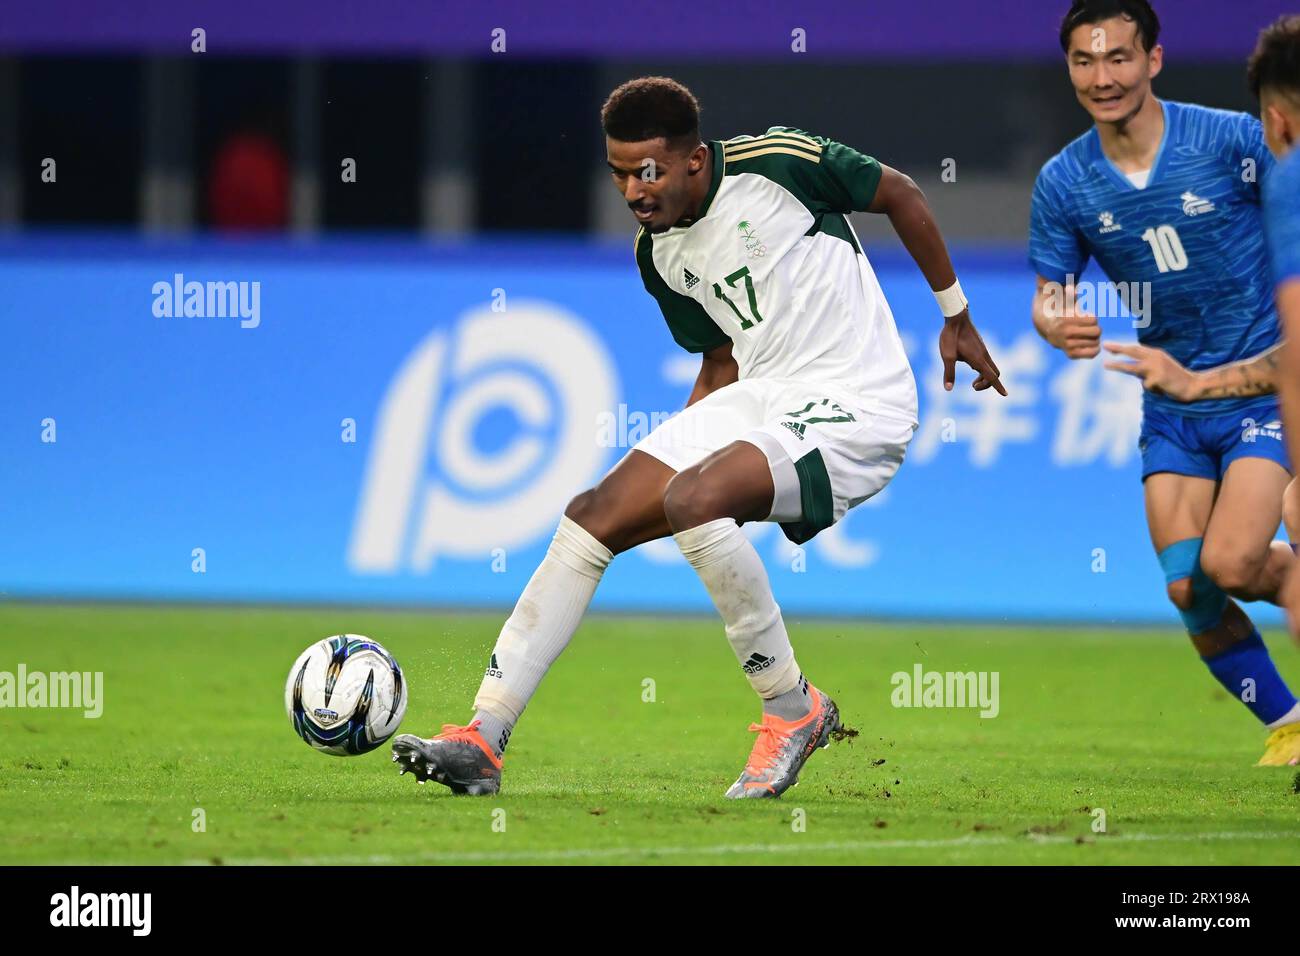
top-left (1101, 341), bottom-right (1281, 402)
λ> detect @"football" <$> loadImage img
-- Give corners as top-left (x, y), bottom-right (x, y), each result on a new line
top-left (284, 635), bottom-right (407, 756)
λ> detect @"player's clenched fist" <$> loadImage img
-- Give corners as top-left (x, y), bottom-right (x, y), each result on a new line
top-left (1031, 277), bottom-right (1102, 359)
top-left (1052, 309), bottom-right (1102, 359)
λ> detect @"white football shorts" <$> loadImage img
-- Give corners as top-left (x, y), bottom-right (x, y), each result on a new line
top-left (632, 378), bottom-right (916, 543)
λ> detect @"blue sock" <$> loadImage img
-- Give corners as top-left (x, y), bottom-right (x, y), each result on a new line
top-left (1202, 631), bottom-right (1298, 725)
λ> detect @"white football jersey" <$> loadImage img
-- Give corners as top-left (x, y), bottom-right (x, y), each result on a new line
top-left (636, 127), bottom-right (918, 425)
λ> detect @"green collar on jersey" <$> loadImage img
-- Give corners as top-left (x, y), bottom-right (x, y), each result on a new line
top-left (685, 141), bottom-right (725, 225)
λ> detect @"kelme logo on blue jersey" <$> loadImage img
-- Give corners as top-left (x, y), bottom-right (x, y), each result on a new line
top-left (1098, 211), bottom-right (1122, 234)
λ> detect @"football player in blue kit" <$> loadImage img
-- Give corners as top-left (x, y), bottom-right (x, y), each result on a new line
top-left (1030, 1), bottom-right (1300, 765)
top-left (1253, 18), bottom-right (1300, 643)
top-left (1103, 16), bottom-right (1300, 650)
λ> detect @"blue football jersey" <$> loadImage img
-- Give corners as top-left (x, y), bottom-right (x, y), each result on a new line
top-left (1030, 100), bottom-right (1278, 417)
top-left (1264, 146), bottom-right (1300, 289)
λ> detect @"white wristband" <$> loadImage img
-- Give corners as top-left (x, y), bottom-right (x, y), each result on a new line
top-left (934, 279), bottom-right (968, 318)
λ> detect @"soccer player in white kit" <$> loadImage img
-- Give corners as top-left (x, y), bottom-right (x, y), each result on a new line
top-left (393, 76), bottom-right (1005, 798)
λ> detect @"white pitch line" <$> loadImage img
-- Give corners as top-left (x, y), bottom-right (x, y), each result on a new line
top-left (169, 829), bottom-right (1300, 867)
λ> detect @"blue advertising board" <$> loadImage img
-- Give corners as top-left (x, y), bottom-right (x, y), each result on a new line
top-left (0, 234), bottom-right (1283, 624)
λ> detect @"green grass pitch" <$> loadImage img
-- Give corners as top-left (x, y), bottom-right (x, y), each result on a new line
top-left (2, 602), bottom-right (1298, 865)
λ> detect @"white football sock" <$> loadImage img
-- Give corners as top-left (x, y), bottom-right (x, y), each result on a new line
top-left (674, 517), bottom-right (802, 701)
top-left (473, 516), bottom-right (612, 737)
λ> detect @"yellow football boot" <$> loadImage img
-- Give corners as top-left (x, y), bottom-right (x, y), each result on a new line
top-left (1257, 722), bottom-right (1300, 767)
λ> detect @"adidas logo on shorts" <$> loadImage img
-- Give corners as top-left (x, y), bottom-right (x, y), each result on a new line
top-left (780, 420), bottom-right (807, 439)
top-left (683, 267), bottom-right (700, 290)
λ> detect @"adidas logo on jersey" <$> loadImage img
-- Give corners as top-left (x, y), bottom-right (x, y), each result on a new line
top-left (1097, 211), bottom-right (1123, 234)
top-left (742, 652), bottom-right (777, 674)
top-left (683, 267), bottom-right (700, 290)
top-left (484, 653), bottom-right (503, 679)
top-left (780, 420), bottom-right (807, 439)
top-left (1181, 191), bottom-right (1216, 216)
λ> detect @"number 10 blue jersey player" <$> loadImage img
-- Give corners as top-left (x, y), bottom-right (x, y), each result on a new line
top-left (1029, 1), bottom-right (1300, 766)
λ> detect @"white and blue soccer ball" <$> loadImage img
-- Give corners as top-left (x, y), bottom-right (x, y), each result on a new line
top-left (285, 635), bottom-right (407, 756)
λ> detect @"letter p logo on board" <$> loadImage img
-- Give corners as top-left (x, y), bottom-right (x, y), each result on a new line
top-left (348, 303), bottom-right (618, 571)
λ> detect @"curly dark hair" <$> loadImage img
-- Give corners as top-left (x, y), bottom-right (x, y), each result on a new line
top-left (601, 76), bottom-right (701, 152)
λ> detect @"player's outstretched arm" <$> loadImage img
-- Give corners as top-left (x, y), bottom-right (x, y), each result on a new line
top-left (1031, 274), bottom-right (1101, 359)
top-left (684, 341), bottom-right (738, 407)
top-left (867, 165), bottom-right (1005, 395)
top-left (1102, 340), bottom-right (1282, 402)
